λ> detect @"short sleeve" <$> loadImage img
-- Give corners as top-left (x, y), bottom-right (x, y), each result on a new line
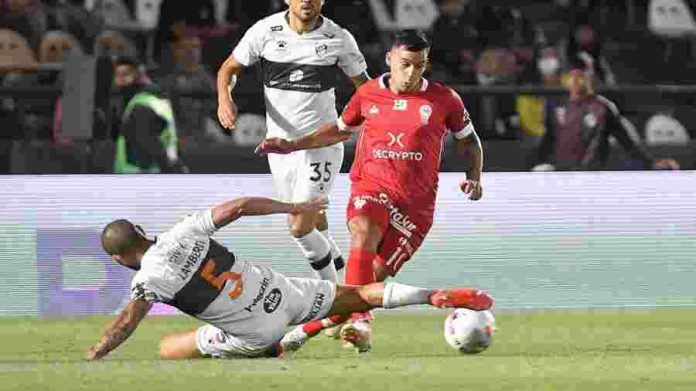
top-left (180, 209), bottom-right (218, 236)
top-left (231, 20), bottom-right (266, 66)
top-left (130, 276), bottom-right (163, 303)
top-left (337, 29), bottom-right (367, 78)
top-left (337, 89), bottom-right (365, 132)
top-left (446, 89), bottom-right (475, 139)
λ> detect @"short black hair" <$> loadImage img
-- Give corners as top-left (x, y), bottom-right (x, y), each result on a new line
top-left (391, 30), bottom-right (430, 51)
top-left (102, 219), bottom-right (140, 255)
top-left (113, 56), bottom-right (140, 69)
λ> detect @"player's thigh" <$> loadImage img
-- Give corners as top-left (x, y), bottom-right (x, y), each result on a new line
top-left (375, 208), bottom-right (433, 277)
top-left (160, 329), bottom-right (203, 359)
top-left (291, 144), bottom-right (344, 202)
top-left (346, 192), bottom-right (390, 249)
top-left (284, 277), bottom-right (337, 325)
top-left (268, 152), bottom-right (297, 202)
top-left (195, 324), bottom-right (280, 359)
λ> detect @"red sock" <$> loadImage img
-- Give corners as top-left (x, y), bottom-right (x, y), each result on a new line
top-left (302, 314), bottom-right (348, 336)
top-left (344, 247), bottom-right (376, 322)
top-left (345, 247), bottom-right (376, 286)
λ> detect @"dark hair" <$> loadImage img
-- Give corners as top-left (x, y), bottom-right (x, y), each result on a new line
top-left (113, 56), bottom-right (140, 69)
top-left (392, 30), bottom-right (430, 51)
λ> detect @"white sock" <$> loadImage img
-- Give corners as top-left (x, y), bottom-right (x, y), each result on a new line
top-left (382, 282), bottom-right (435, 309)
top-left (319, 229), bottom-right (343, 261)
top-left (293, 229), bottom-right (337, 281)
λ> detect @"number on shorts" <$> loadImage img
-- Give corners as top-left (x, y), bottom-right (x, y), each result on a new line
top-left (309, 162), bottom-right (332, 183)
top-left (200, 259), bottom-right (243, 299)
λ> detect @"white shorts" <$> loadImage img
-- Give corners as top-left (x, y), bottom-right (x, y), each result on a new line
top-left (196, 277), bottom-right (335, 358)
top-left (267, 144), bottom-right (344, 203)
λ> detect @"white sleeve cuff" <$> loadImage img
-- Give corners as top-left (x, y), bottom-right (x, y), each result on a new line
top-left (337, 117), bottom-right (361, 133)
top-left (452, 123), bottom-right (475, 139)
top-left (201, 209), bottom-right (218, 235)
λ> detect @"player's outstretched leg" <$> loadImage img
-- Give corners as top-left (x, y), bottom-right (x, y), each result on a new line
top-left (280, 282), bottom-right (493, 354)
top-left (290, 212), bottom-right (338, 282)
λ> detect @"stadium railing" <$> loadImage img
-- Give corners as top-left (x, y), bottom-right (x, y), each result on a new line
top-left (1, 84), bottom-right (694, 173)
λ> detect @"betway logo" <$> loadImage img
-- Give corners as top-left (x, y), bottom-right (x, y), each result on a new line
top-left (372, 149), bottom-right (423, 161)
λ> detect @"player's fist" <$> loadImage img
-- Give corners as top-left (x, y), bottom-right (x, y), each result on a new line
top-left (653, 158), bottom-right (680, 170)
top-left (85, 346), bottom-right (103, 361)
top-left (217, 98), bottom-right (237, 131)
top-left (255, 138), bottom-right (295, 156)
top-left (460, 179), bottom-right (482, 201)
top-left (290, 197), bottom-right (328, 215)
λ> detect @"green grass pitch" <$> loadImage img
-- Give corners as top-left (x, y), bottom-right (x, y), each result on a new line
top-left (1, 308), bottom-right (695, 390)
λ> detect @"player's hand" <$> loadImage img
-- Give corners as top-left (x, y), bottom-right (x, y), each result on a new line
top-left (290, 197), bottom-right (328, 215)
top-left (460, 179), bottom-right (483, 201)
top-left (255, 138), bottom-right (295, 156)
top-left (85, 346), bottom-right (103, 361)
top-left (653, 158), bottom-right (680, 170)
top-left (217, 98), bottom-right (237, 131)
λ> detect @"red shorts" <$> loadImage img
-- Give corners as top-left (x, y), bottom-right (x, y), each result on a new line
top-left (346, 185), bottom-right (434, 276)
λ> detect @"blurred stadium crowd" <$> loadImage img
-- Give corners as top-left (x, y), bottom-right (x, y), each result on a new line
top-left (0, 0), bottom-right (695, 173)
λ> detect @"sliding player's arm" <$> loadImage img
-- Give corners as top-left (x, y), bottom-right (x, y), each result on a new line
top-left (85, 297), bottom-right (152, 360)
top-left (448, 89), bottom-right (483, 201)
top-left (210, 197), bottom-right (328, 229)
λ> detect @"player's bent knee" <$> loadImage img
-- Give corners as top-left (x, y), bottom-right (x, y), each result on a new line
top-left (159, 330), bottom-right (203, 360)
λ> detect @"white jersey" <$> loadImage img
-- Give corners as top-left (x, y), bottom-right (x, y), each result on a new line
top-left (232, 11), bottom-right (367, 139)
top-left (130, 211), bottom-right (297, 335)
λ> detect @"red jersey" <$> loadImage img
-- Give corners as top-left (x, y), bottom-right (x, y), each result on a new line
top-left (339, 74), bottom-right (474, 202)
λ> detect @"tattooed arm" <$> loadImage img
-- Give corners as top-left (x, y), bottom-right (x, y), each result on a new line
top-left (85, 297), bottom-right (152, 360)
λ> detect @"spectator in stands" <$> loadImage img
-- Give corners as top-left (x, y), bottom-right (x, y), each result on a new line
top-left (0, 0), bottom-right (47, 50)
top-left (90, 0), bottom-right (145, 32)
top-left (323, 0), bottom-right (381, 72)
top-left (112, 56), bottom-right (188, 173)
top-left (474, 48), bottom-right (519, 139)
top-left (158, 35), bottom-right (216, 147)
top-left (368, 0), bottom-right (439, 32)
top-left (531, 62), bottom-right (680, 171)
top-left (0, 28), bottom-right (37, 141)
top-left (564, 16), bottom-right (617, 86)
top-left (94, 29), bottom-right (138, 62)
top-left (154, 0), bottom-right (232, 63)
top-left (43, 0), bottom-right (103, 51)
top-left (430, 0), bottom-right (478, 84)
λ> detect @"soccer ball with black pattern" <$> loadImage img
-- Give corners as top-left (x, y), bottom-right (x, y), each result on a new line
top-left (443, 309), bottom-right (496, 354)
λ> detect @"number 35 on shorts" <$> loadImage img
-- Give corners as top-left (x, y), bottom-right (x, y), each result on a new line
top-left (309, 161), bottom-right (332, 183)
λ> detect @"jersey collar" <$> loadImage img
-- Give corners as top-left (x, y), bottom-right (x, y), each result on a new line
top-left (283, 11), bottom-right (325, 36)
top-left (378, 73), bottom-right (429, 92)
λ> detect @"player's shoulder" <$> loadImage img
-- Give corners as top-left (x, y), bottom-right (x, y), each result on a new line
top-left (319, 16), bottom-right (354, 39)
top-left (244, 12), bottom-right (286, 36)
top-left (355, 77), bottom-right (382, 96)
top-left (428, 79), bottom-right (464, 105)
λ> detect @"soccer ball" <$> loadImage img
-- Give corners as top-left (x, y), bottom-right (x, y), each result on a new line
top-left (443, 309), bottom-right (496, 354)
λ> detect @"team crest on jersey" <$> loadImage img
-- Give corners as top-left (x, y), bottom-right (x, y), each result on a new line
top-left (315, 44), bottom-right (328, 57)
top-left (271, 25), bottom-right (283, 32)
top-left (369, 105), bottom-right (379, 116)
top-left (276, 40), bottom-right (287, 51)
top-left (419, 104), bottom-right (432, 124)
top-left (393, 99), bottom-right (407, 111)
